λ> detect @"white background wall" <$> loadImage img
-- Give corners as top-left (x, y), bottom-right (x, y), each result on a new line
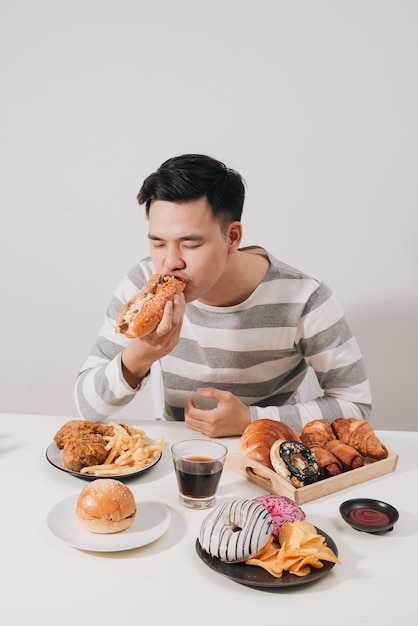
top-left (1, 0), bottom-right (416, 430)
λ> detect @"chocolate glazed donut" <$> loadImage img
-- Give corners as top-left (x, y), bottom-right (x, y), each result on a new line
top-left (270, 440), bottom-right (320, 488)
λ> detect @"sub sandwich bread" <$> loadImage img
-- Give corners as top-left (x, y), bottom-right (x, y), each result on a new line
top-left (115, 274), bottom-right (186, 338)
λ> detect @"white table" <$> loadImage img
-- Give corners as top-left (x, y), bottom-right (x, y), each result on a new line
top-left (1, 413), bottom-right (415, 625)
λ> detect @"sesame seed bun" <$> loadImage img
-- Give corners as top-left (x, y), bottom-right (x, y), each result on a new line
top-left (76, 479), bottom-right (137, 534)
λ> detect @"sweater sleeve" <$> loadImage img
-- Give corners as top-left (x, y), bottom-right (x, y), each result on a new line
top-left (74, 264), bottom-right (151, 422)
top-left (249, 283), bottom-right (372, 433)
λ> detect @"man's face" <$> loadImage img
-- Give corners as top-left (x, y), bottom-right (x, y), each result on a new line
top-left (147, 197), bottom-right (232, 304)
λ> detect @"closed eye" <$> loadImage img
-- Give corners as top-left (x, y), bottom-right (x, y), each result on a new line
top-left (148, 235), bottom-right (204, 249)
top-left (180, 242), bottom-right (202, 249)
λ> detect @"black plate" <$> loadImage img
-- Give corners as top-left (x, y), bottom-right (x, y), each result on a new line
top-left (45, 442), bottom-right (162, 481)
top-left (339, 498), bottom-right (399, 533)
top-left (195, 526), bottom-right (338, 588)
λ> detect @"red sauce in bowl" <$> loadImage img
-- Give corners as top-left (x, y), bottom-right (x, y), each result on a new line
top-left (348, 507), bottom-right (391, 527)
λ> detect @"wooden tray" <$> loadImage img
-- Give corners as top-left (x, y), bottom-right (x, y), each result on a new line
top-left (227, 448), bottom-right (399, 505)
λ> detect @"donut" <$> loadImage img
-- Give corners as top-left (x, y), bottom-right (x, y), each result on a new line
top-left (254, 495), bottom-right (306, 541)
top-left (270, 439), bottom-right (320, 488)
top-left (198, 499), bottom-right (274, 563)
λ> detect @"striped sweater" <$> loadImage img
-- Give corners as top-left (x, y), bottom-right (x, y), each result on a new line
top-left (74, 247), bottom-right (371, 433)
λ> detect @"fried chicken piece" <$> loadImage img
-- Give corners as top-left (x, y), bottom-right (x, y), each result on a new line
top-left (54, 420), bottom-right (114, 449)
top-left (62, 434), bottom-right (109, 472)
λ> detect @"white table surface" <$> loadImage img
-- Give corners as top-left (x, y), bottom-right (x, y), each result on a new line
top-left (1, 413), bottom-right (416, 625)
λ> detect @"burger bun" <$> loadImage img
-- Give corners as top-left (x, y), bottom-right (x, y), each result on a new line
top-left (76, 478), bottom-right (137, 534)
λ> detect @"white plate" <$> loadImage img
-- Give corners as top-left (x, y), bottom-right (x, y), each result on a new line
top-left (47, 495), bottom-right (171, 552)
top-left (46, 442), bottom-right (162, 481)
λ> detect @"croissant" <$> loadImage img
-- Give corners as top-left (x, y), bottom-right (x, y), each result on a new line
top-left (300, 419), bottom-right (336, 448)
top-left (310, 446), bottom-right (343, 479)
top-left (238, 419), bottom-right (301, 469)
top-left (325, 440), bottom-right (364, 471)
top-left (331, 418), bottom-right (388, 461)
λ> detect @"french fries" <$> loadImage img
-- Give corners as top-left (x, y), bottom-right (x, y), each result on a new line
top-left (79, 422), bottom-right (166, 476)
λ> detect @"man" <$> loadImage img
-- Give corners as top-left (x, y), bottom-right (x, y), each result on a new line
top-left (75, 154), bottom-right (371, 437)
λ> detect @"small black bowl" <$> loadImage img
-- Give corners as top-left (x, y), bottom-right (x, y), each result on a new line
top-left (339, 498), bottom-right (399, 534)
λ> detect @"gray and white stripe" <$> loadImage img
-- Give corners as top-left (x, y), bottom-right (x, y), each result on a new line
top-left (74, 248), bottom-right (371, 430)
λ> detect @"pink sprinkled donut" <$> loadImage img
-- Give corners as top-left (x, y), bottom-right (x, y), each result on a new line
top-left (255, 495), bottom-right (306, 541)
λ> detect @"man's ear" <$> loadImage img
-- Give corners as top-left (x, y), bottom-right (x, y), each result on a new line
top-left (227, 221), bottom-right (242, 252)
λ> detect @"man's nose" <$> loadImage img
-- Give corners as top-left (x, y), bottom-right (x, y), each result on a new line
top-left (164, 246), bottom-right (186, 272)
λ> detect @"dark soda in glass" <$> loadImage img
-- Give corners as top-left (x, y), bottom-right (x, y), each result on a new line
top-left (175, 455), bottom-right (223, 498)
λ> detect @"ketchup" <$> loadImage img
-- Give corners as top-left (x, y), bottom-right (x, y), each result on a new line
top-left (348, 507), bottom-right (391, 527)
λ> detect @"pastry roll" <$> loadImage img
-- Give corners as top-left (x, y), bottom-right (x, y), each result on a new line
top-left (310, 446), bottom-right (343, 478)
top-left (325, 440), bottom-right (364, 471)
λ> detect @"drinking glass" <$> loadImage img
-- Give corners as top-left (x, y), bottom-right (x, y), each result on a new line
top-left (171, 439), bottom-right (228, 509)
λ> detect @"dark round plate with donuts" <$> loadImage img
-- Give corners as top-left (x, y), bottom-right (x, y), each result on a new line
top-left (195, 527), bottom-right (338, 588)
